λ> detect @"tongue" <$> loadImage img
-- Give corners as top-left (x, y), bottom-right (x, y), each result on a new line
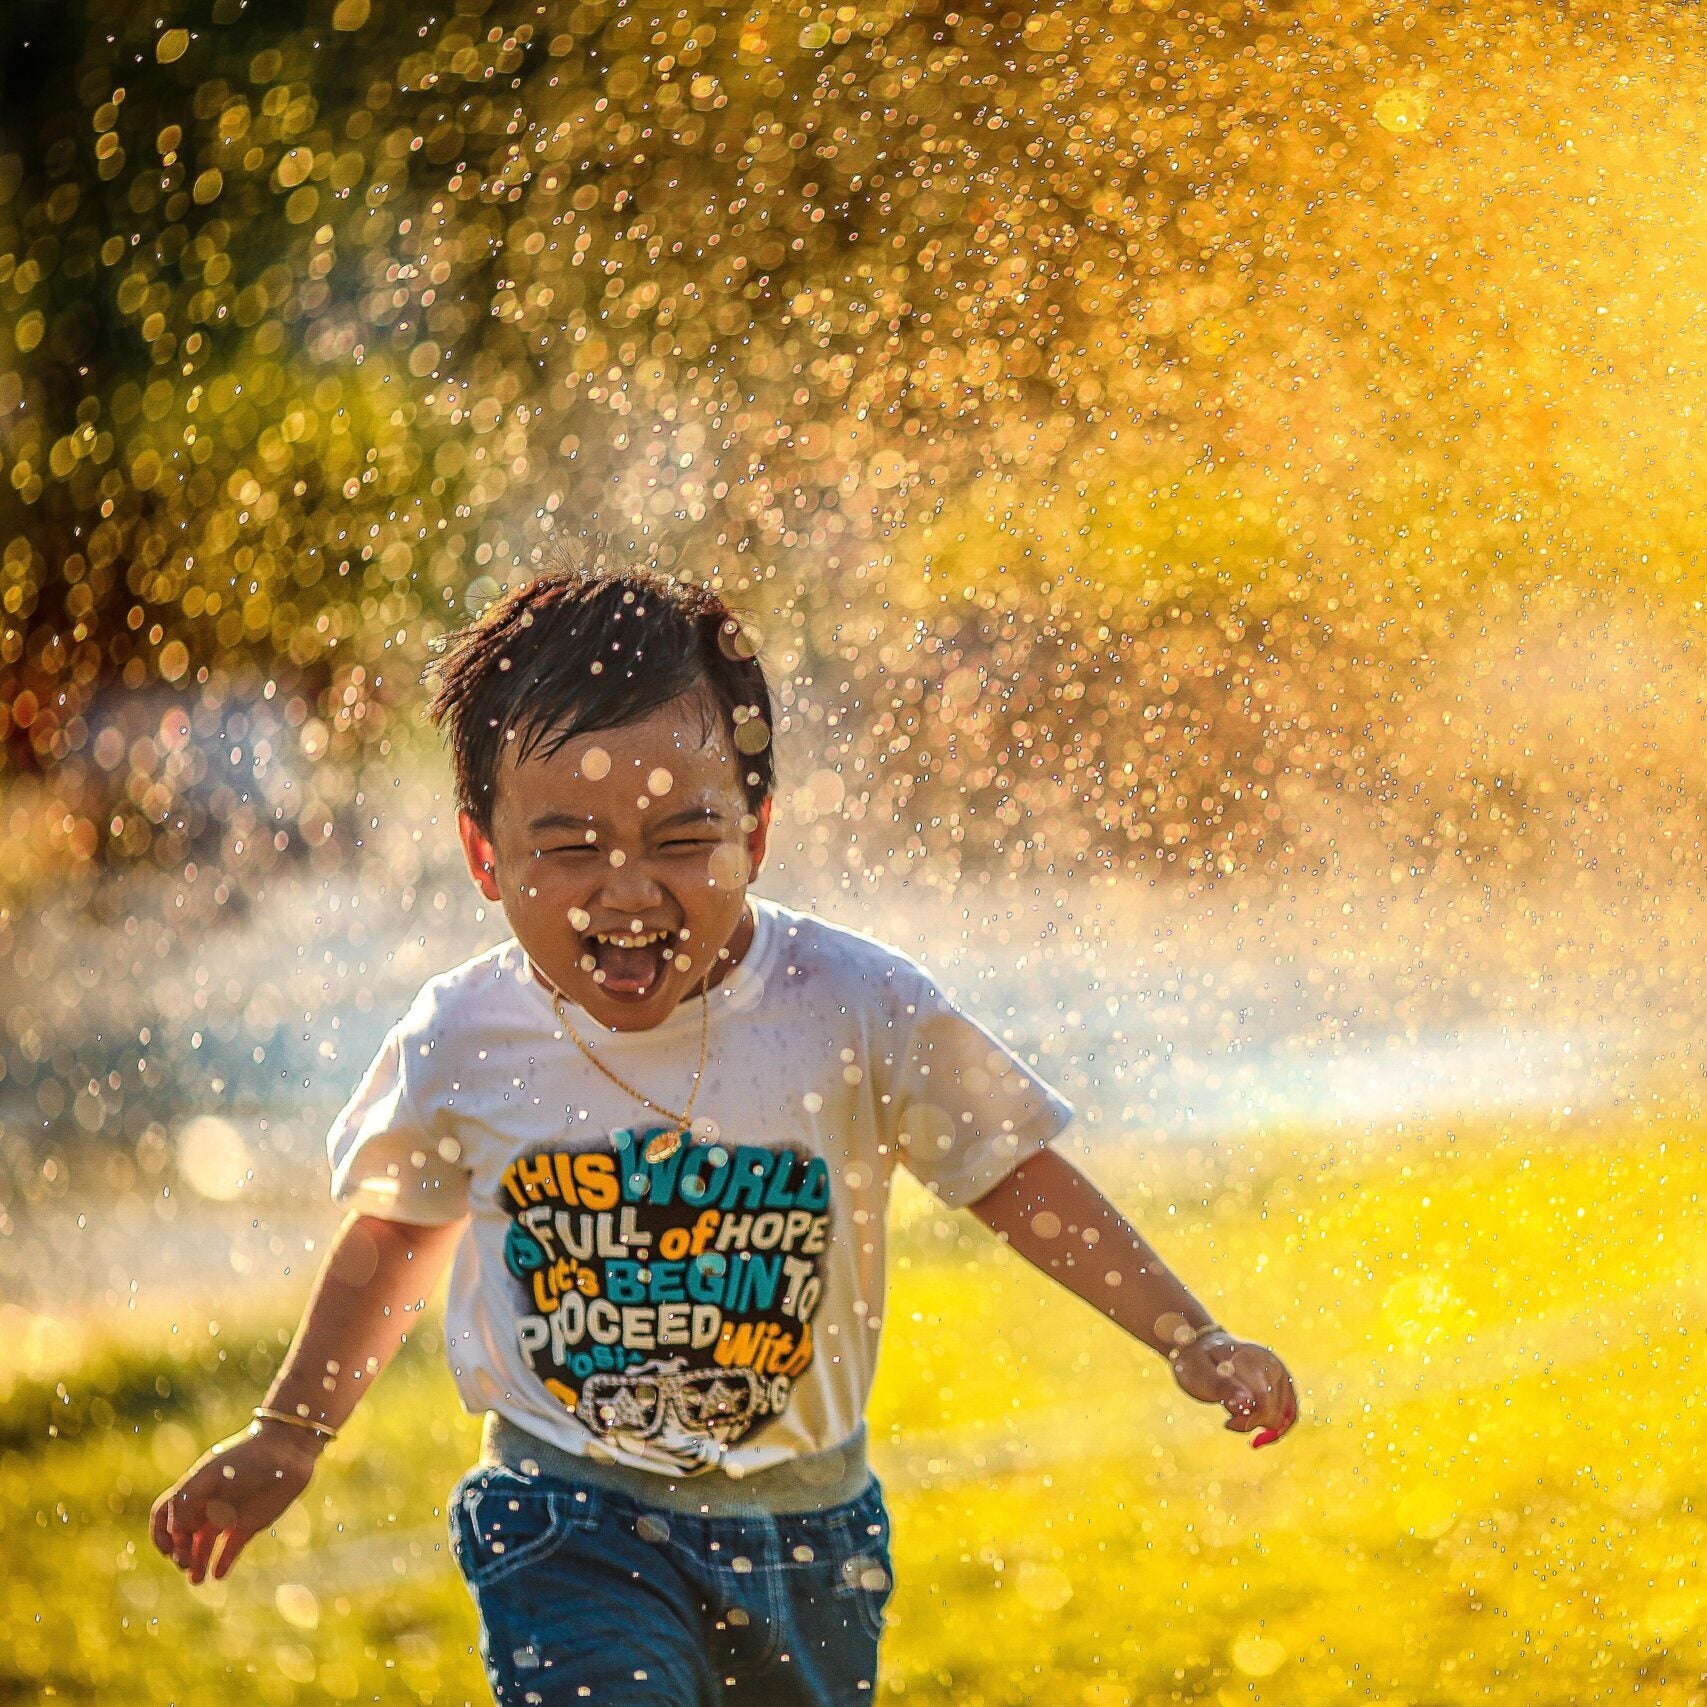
top-left (594, 939), bottom-right (666, 996)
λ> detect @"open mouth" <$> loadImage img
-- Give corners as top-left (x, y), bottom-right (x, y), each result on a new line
top-left (581, 927), bottom-right (682, 1000)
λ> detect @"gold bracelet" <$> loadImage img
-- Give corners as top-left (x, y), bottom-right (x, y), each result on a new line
top-left (1165, 1320), bottom-right (1232, 1358)
top-left (252, 1405), bottom-right (338, 1442)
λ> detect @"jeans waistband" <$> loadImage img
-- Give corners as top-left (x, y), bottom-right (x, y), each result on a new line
top-left (480, 1412), bottom-right (873, 1517)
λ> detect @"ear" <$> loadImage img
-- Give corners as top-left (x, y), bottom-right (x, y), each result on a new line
top-left (746, 796), bottom-right (772, 880)
top-left (458, 810), bottom-right (503, 902)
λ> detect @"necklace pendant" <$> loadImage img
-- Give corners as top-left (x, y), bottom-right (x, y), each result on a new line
top-left (643, 1127), bottom-right (686, 1164)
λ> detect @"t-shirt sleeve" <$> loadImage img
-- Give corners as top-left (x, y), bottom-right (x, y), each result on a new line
top-left (881, 967), bottom-right (1075, 1208)
top-left (326, 1015), bottom-right (471, 1226)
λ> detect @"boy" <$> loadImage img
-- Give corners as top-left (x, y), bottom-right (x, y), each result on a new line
top-left (152, 564), bottom-right (1296, 1705)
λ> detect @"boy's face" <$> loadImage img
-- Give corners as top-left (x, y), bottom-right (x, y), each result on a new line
top-left (457, 692), bottom-right (770, 1033)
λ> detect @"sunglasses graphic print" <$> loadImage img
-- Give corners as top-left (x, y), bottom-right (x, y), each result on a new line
top-left (496, 1125), bottom-right (833, 1472)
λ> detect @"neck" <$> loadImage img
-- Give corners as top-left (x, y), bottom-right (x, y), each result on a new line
top-left (704, 899), bottom-right (757, 992)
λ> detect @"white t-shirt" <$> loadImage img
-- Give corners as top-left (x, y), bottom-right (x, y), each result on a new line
top-left (327, 896), bottom-right (1073, 1479)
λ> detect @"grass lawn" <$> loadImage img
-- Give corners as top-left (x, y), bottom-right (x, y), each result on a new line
top-left (6, 1104), bottom-right (1704, 1704)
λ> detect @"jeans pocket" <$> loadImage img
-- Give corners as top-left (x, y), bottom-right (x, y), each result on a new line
top-left (828, 1488), bottom-right (895, 1642)
top-left (449, 1465), bottom-right (601, 1591)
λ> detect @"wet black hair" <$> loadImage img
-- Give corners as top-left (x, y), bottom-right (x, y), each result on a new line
top-left (424, 554), bottom-right (774, 835)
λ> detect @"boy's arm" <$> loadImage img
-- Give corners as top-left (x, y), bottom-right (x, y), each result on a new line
top-left (150, 1210), bottom-right (467, 1584)
top-left (967, 1146), bottom-right (1298, 1447)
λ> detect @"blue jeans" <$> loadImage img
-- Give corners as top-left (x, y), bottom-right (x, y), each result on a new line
top-left (448, 1462), bottom-right (895, 1705)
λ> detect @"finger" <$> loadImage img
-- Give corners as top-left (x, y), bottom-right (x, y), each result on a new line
top-left (212, 1528), bottom-right (253, 1581)
top-left (1215, 1361), bottom-right (1259, 1418)
top-left (187, 1525), bottom-right (218, 1586)
top-left (149, 1496), bottom-right (174, 1558)
top-left (1221, 1385), bottom-right (1261, 1432)
top-left (1254, 1388), bottom-right (1300, 1450)
top-left (1232, 1351), bottom-right (1291, 1431)
top-left (1265, 1365), bottom-right (1300, 1433)
top-left (170, 1507), bottom-right (201, 1573)
top-left (1231, 1360), bottom-right (1276, 1424)
top-left (166, 1485), bottom-right (199, 1537)
top-left (1250, 1383), bottom-right (1290, 1433)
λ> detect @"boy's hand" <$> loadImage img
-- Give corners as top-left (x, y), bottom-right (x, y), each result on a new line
top-left (1168, 1330), bottom-right (1298, 1449)
top-left (149, 1421), bottom-right (322, 1584)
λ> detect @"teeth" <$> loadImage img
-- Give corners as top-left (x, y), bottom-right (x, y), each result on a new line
top-left (591, 930), bottom-right (670, 948)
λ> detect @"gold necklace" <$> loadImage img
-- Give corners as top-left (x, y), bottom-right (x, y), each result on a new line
top-left (531, 960), bottom-right (710, 1164)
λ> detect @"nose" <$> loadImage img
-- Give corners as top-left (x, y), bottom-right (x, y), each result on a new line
top-left (595, 851), bottom-right (665, 916)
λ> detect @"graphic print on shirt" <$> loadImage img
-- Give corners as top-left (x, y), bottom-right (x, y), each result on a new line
top-left (497, 1124), bottom-right (832, 1473)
